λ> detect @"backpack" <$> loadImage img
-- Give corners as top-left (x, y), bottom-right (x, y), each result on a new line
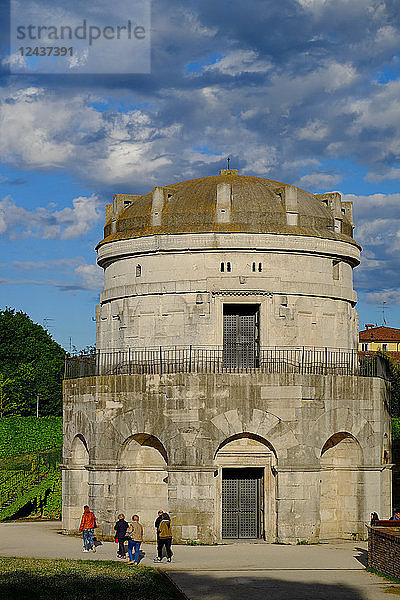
top-left (158, 520), bottom-right (172, 538)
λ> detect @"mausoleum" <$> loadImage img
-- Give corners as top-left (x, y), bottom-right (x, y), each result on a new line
top-left (63, 170), bottom-right (392, 543)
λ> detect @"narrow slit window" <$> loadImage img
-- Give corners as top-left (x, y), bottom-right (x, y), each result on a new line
top-left (332, 260), bottom-right (340, 280)
top-left (227, 262), bottom-right (231, 272)
top-left (252, 262), bottom-right (256, 272)
top-left (220, 262), bottom-right (225, 272)
top-left (258, 262), bottom-right (262, 272)
top-left (136, 264), bottom-right (142, 277)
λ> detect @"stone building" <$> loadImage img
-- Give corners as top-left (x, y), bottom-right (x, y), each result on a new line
top-left (63, 170), bottom-right (392, 544)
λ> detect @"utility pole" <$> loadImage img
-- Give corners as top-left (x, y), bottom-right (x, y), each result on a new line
top-left (43, 317), bottom-right (54, 331)
top-left (381, 301), bottom-right (387, 326)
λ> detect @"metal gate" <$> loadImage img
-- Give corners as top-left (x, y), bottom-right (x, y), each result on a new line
top-left (223, 305), bottom-right (259, 368)
top-left (222, 468), bottom-right (262, 538)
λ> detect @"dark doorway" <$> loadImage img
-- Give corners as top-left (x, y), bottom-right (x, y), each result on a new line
top-left (223, 304), bottom-right (259, 368)
top-left (222, 468), bottom-right (263, 539)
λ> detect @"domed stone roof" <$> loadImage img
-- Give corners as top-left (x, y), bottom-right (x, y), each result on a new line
top-left (99, 170), bottom-right (356, 248)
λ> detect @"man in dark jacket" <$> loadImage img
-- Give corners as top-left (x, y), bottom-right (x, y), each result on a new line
top-left (154, 509), bottom-right (163, 539)
top-left (114, 513), bottom-right (129, 558)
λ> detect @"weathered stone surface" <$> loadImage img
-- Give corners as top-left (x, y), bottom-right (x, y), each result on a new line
top-left (62, 173), bottom-right (391, 544)
top-left (63, 372), bottom-right (391, 543)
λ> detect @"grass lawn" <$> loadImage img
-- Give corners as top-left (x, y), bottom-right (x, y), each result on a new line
top-left (0, 557), bottom-right (183, 600)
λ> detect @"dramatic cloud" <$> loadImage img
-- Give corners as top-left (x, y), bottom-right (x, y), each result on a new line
top-left (0, 0), bottom-right (398, 190)
top-left (343, 192), bottom-right (400, 305)
top-left (0, 0), bottom-right (400, 339)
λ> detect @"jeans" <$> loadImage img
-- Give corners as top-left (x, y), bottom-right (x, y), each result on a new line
top-left (82, 528), bottom-right (94, 550)
top-left (157, 538), bottom-right (172, 559)
top-left (127, 539), bottom-right (141, 563)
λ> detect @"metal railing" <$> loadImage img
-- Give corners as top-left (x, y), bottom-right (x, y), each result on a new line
top-left (64, 346), bottom-right (389, 379)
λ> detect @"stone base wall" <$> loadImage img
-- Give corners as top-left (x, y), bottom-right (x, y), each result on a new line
top-left (368, 527), bottom-right (400, 578)
top-left (62, 372), bottom-right (391, 544)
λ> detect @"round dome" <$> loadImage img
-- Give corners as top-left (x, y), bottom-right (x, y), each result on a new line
top-left (98, 170), bottom-right (356, 248)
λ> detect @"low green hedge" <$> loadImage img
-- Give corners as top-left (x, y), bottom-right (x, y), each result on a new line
top-left (0, 417), bottom-right (62, 458)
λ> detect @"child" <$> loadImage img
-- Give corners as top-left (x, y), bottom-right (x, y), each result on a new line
top-left (114, 513), bottom-right (129, 559)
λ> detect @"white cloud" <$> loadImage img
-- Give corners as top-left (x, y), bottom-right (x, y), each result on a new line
top-left (203, 50), bottom-right (272, 76)
top-left (297, 172), bottom-right (341, 189)
top-left (356, 218), bottom-right (396, 247)
top-left (12, 258), bottom-right (84, 270)
top-left (1, 52), bottom-right (27, 69)
top-left (0, 261), bottom-right (102, 292)
top-left (297, 120), bottom-right (329, 141)
top-left (283, 158), bottom-right (320, 169)
top-left (0, 87), bottom-right (186, 185)
top-left (0, 193), bottom-right (101, 239)
top-left (364, 289), bottom-right (400, 305)
top-left (343, 193), bottom-right (400, 220)
top-left (75, 264), bottom-right (103, 290)
top-left (296, 0), bottom-right (328, 13)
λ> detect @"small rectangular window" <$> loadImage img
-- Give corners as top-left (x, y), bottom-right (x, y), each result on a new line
top-left (220, 262), bottom-right (225, 272)
top-left (258, 262), bottom-right (262, 272)
top-left (252, 262), bottom-right (256, 272)
top-left (227, 262), bottom-right (231, 272)
top-left (136, 264), bottom-right (142, 277)
top-left (382, 343), bottom-right (388, 351)
top-left (333, 260), bottom-right (340, 280)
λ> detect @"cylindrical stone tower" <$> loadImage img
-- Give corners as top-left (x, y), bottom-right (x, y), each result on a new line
top-left (62, 169), bottom-right (391, 545)
top-left (96, 170), bottom-right (359, 352)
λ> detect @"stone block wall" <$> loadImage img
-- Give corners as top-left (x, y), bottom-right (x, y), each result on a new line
top-left (62, 372), bottom-right (391, 544)
top-left (368, 527), bottom-right (400, 578)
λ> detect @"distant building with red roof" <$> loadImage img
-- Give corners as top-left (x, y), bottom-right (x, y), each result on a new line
top-left (359, 324), bottom-right (400, 361)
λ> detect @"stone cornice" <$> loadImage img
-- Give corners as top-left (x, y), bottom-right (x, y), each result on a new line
top-left (97, 232), bottom-right (360, 268)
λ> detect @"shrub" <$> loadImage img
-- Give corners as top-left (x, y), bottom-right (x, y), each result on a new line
top-left (0, 416), bottom-right (62, 459)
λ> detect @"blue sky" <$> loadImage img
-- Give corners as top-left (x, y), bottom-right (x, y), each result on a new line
top-left (1, 0), bottom-right (400, 350)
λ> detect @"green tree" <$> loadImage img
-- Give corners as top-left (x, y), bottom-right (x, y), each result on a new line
top-left (377, 350), bottom-right (400, 417)
top-left (389, 358), bottom-right (400, 417)
top-left (0, 308), bottom-right (66, 416)
top-left (0, 373), bottom-right (16, 417)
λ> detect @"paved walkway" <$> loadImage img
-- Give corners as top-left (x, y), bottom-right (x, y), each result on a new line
top-left (0, 522), bottom-right (399, 600)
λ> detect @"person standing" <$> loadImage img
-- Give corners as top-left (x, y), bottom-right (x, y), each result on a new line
top-left (114, 513), bottom-right (129, 559)
top-left (79, 505), bottom-right (97, 552)
top-left (390, 508), bottom-right (400, 520)
top-left (154, 512), bottom-right (172, 562)
top-left (155, 509), bottom-right (163, 539)
top-left (127, 515), bottom-right (144, 565)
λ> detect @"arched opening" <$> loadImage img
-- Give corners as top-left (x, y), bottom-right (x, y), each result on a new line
top-left (118, 434), bottom-right (168, 540)
top-left (70, 434), bottom-right (89, 466)
top-left (320, 432), bottom-right (363, 539)
top-left (214, 433), bottom-right (277, 542)
top-left (63, 435), bottom-right (89, 532)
